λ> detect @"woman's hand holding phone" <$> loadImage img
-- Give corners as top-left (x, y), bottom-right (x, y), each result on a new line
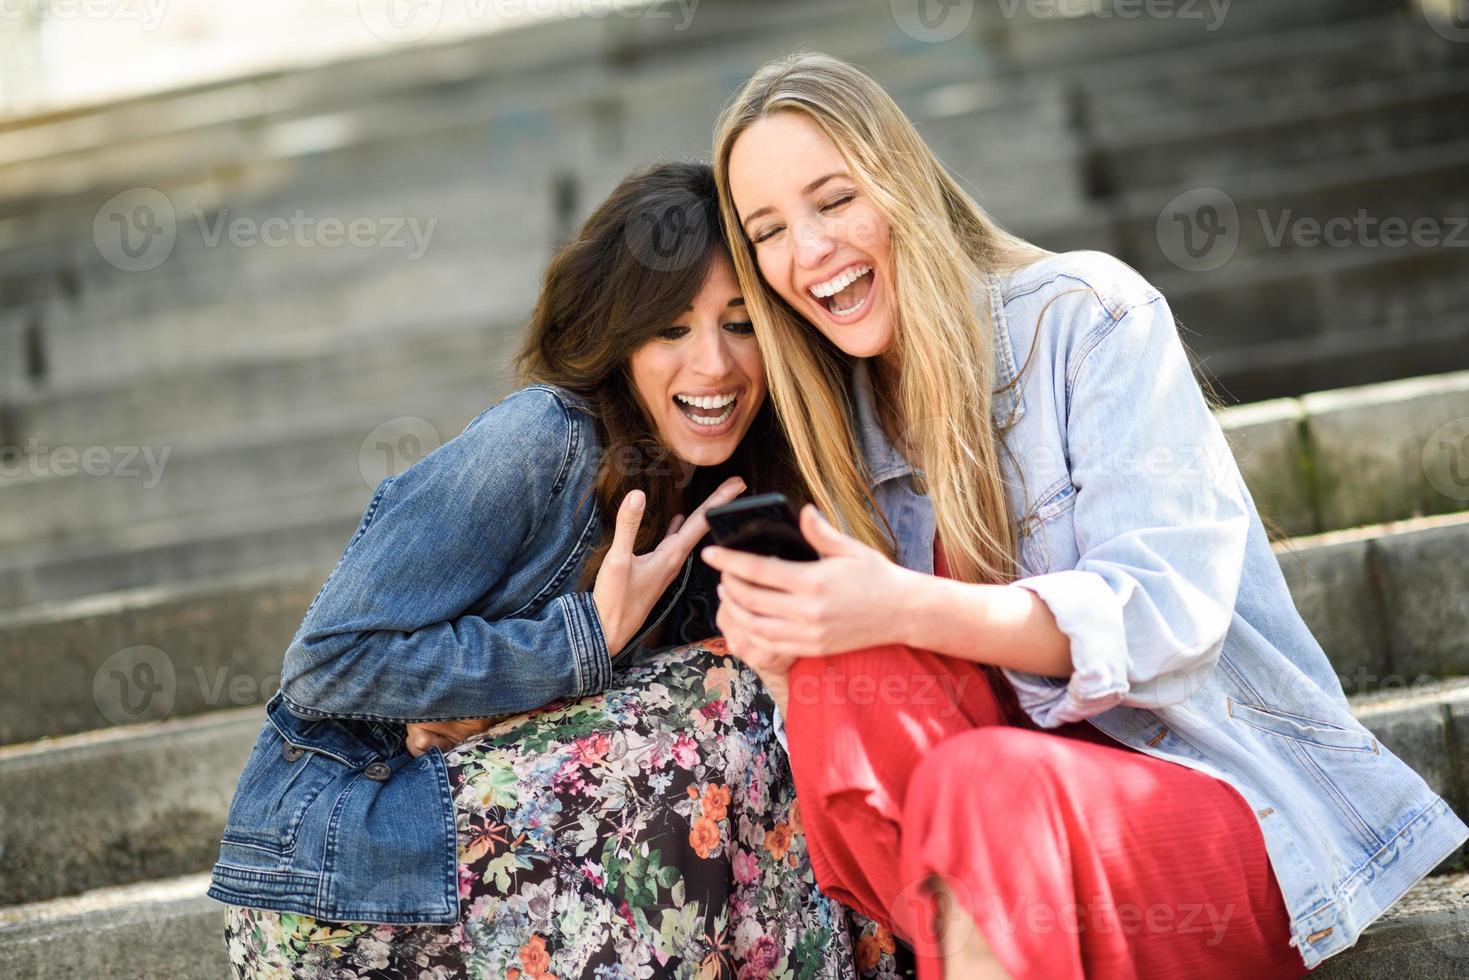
top-left (593, 476), bottom-right (747, 656)
top-left (705, 504), bottom-right (913, 671)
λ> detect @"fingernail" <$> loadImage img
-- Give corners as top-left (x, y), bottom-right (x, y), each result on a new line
top-left (717, 584), bottom-right (726, 599)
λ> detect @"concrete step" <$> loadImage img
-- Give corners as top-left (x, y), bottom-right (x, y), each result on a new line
top-left (0, 565), bottom-right (323, 745)
top-left (0, 677), bottom-right (1464, 907)
top-left (0, 873), bottom-right (225, 980)
top-left (1217, 369), bottom-right (1469, 537)
top-left (981, 0), bottom-right (1393, 71)
top-left (1093, 72), bottom-right (1469, 197)
top-left (1187, 303), bottom-right (1469, 408)
top-left (1312, 871), bottom-right (1469, 978)
top-left (6, 360), bottom-right (1454, 553)
top-left (1310, 869), bottom-right (1469, 975)
top-left (5, 227), bottom-right (540, 391)
top-left (1076, 13), bottom-right (1469, 136)
top-left (0, 114), bottom-right (1081, 390)
top-left (15, 105), bottom-right (1460, 399)
top-left (1277, 511), bottom-right (1469, 698)
top-left (0, 0), bottom-right (958, 238)
top-left (1116, 136), bottom-right (1469, 272)
top-left (0, 395), bottom-right (487, 550)
top-left (5, 314), bottom-right (509, 448)
top-left (0, 492), bottom-right (358, 611)
top-left (0, 707), bottom-right (262, 906)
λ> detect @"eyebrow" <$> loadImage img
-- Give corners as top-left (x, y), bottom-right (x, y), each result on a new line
top-left (682, 296), bottom-right (747, 312)
top-left (739, 171), bottom-right (850, 231)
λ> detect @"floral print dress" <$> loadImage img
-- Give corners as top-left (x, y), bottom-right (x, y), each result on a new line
top-left (223, 639), bottom-right (904, 979)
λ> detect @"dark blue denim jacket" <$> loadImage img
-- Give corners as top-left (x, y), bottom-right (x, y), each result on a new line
top-left (207, 384), bottom-right (712, 923)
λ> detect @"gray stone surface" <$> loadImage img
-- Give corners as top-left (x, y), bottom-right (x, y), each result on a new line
top-left (0, 567), bottom-right (321, 745)
top-left (1218, 397), bottom-right (1316, 538)
top-left (0, 498), bottom-right (357, 612)
top-left (1305, 373), bottom-right (1469, 531)
top-left (0, 708), bottom-right (261, 905)
top-left (1374, 516), bottom-right (1469, 688)
top-left (10, 318), bottom-right (506, 448)
top-left (0, 398), bottom-right (484, 549)
top-left (0, 875), bottom-right (226, 980)
top-left (1274, 535), bottom-right (1387, 697)
top-left (1312, 872), bottom-right (1469, 979)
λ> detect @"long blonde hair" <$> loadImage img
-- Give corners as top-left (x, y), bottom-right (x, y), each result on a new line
top-left (713, 52), bottom-right (1052, 584)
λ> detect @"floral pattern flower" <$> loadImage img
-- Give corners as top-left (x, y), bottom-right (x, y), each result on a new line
top-left (223, 642), bottom-right (902, 979)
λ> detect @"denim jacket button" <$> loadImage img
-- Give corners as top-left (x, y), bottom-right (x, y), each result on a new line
top-left (280, 742), bottom-right (304, 763)
top-left (364, 761), bottom-right (392, 781)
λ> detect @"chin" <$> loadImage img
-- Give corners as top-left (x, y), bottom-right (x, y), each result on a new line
top-left (674, 441), bottom-right (734, 470)
top-left (833, 324), bottom-right (895, 360)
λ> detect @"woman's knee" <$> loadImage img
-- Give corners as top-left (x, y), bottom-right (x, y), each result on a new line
top-left (904, 727), bottom-right (1066, 827)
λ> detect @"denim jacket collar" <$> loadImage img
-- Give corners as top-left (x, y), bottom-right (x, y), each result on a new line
top-left (849, 276), bottom-right (1025, 489)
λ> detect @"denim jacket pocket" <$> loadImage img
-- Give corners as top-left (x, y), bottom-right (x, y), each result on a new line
top-left (219, 695), bottom-right (394, 855)
top-left (219, 725), bottom-right (351, 857)
top-left (1226, 697), bottom-right (1380, 754)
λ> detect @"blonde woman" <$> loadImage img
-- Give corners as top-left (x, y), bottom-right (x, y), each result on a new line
top-left (702, 52), bottom-right (1468, 979)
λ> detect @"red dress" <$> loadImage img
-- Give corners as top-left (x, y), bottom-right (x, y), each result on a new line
top-left (783, 539), bottom-right (1309, 979)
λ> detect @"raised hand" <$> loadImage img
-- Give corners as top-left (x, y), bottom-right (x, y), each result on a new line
top-left (593, 476), bottom-right (746, 656)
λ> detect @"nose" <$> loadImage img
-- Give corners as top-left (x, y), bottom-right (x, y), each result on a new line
top-left (689, 323), bottom-right (735, 380)
top-left (792, 212), bottom-right (836, 271)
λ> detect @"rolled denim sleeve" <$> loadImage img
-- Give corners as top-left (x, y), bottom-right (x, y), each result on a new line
top-left (1003, 289), bottom-right (1249, 728)
top-left (279, 388), bottom-right (612, 722)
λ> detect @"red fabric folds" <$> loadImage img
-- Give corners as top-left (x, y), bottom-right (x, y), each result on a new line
top-left (783, 539), bottom-right (1306, 979)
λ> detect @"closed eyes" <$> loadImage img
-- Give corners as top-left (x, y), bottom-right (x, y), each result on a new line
top-left (749, 191), bottom-right (857, 245)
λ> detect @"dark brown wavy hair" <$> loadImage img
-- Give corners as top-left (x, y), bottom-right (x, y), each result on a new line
top-left (516, 161), bottom-right (806, 588)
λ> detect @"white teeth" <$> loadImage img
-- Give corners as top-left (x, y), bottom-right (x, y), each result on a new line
top-left (809, 264), bottom-right (872, 299)
top-left (687, 406), bottom-right (735, 427)
top-left (674, 392), bottom-right (737, 410)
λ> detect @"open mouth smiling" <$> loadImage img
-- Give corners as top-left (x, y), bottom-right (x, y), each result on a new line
top-left (808, 262), bottom-right (874, 318)
top-left (673, 389), bottom-right (739, 429)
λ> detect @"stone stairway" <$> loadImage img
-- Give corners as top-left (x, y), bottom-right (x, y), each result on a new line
top-left (2, 0), bottom-right (1468, 976)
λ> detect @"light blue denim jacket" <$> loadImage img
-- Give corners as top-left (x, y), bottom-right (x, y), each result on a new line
top-left (851, 250), bottom-right (1468, 969)
top-left (207, 384), bottom-right (714, 923)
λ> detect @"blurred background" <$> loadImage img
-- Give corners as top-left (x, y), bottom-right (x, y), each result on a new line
top-left (2, 1), bottom-right (1469, 976)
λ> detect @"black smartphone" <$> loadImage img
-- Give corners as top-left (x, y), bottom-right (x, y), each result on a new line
top-left (705, 493), bottom-right (819, 562)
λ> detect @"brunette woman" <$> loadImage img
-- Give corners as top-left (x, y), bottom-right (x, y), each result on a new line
top-left (211, 161), bottom-right (895, 979)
